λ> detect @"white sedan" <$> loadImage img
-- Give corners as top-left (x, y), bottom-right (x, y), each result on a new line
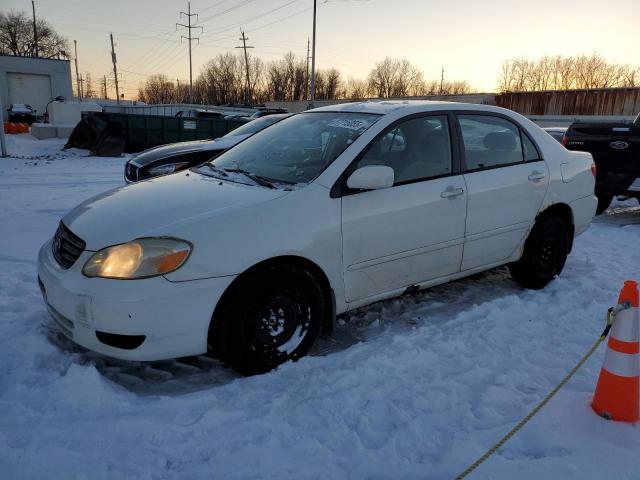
top-left (38, 101), bottom-right (597, 374)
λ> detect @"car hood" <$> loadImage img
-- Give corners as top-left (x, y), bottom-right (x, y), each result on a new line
top-left (131, 140), bottom-right (212, 165)
top-left (131, 136), bottom-right (247, 167)
top-left (63, 170), bottom-right (289, 251)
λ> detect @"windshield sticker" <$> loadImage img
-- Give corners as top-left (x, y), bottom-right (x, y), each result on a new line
top-left (327, 118), bottom-right (371, 131)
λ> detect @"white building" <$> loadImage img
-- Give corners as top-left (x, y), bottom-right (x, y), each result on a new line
top-left (0, 55), bottom-right (73, 118)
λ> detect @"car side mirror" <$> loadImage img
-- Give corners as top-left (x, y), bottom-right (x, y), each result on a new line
top-left (346, 165), bottom-right (395, 190)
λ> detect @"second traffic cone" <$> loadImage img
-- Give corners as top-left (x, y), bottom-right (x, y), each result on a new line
top-left (592, 280), bottom-right (640, 423)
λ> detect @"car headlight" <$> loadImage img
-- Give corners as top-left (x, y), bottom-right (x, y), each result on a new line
top-left (82, 238), bottom-right (191, 279)
top-left (148, 162), bottom-right (189, 176)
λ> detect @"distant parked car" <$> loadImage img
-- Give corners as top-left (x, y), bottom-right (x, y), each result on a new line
top-left (175, 109), bottom-right (223, 119)
top-left (563, 113), bottom-right (640, 213)
top-left (39, 101), bottom-right (597, 375)
top-left (125, 113), bottom-right (292, 183)
top-left (8, 104), bottom-right (37, 124)
top-left (249, 108), bottom-right (288, 119)
top-left (543, 127), bottom-right (567, 144)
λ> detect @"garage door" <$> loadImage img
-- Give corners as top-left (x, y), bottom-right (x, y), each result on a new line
top-left (7, 73), bottom-right (52, 117)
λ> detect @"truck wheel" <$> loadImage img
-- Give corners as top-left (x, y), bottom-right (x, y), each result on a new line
top-left (595, 194), bottom-right (613, 215)
top-left (213, 265), bottom-right (324, 375)
top-left (509, 217), bottom-right (570, 290)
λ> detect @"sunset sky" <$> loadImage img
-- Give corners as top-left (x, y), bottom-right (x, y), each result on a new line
top-left (3, 0), bottom-right (639, 98)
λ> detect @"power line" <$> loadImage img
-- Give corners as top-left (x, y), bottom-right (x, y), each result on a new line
top-left (198, 0), bottom-right (260, 25)
top-left (200, 0), bottom-right (302, 40)
top-left (176, 2), bottom-right (202, 103)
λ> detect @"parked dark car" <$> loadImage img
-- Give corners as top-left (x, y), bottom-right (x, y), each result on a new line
top-left (175, 109), bottom-right (224, 119)
top-left (563, 113), bottom-right (640, 213)
top-left (543, 127), bottom-right (567, 144)
top-left (249, 107), bottom-right (288, 119)
top-left (125, 113), bottom-right (292, 183)
top-left (8, 104), bottom-right (37, 124)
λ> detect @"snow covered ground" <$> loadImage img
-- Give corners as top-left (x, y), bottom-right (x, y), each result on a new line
top-left (0, 134), bottom-right (639, 480)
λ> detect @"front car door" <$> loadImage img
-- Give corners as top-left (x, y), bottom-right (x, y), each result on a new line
top-left (456, 113), bottom-right (549, 271)
top-left (339, 113), bottom-right (468, 303)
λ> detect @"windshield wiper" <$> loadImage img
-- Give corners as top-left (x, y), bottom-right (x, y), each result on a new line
top-left (203, 164), bottom-right (228, 177)
top-left (223, 168), bottom-right (276, 189)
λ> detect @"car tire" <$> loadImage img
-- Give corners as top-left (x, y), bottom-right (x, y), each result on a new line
top-left (212, 265), bottom-right (324, 375)
top-left (595, 194), bottom-right (613, 215)
top-left (509, 217), bottom-right (570, 290)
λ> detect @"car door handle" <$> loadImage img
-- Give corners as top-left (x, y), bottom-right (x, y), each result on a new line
top-left (440, 187), bottom-right (465, 198)
top-left (528, 171), bottom-right (546, 181)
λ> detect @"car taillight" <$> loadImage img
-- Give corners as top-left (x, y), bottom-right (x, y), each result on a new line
top-left (591, 162), bottom-right (596, 178)
top-left (561, 134), bottom-right (568, 147)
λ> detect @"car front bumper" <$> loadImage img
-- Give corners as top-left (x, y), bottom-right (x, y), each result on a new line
top-left (37, 239), bottom-right (235, 361)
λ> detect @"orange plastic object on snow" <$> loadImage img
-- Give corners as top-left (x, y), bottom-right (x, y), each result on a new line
top-left (3, 122), bottom-right (30, 134)
top-left (592, 280), bottom-right (639, 423)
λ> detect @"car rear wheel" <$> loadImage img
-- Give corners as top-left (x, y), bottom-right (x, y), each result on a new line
top-left (509, 217), bottom-right (570, 290)
top-left (211, 265), bottom-right (324, 375)
top-left (595, 194), bottom-right (613, 215)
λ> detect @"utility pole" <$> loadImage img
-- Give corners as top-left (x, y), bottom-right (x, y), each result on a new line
top-left (31, 1), bottom-right (39, 57)
top-left (308, 0), bottom-right (317, 109)
top-left (79, 74), bottom-right (84, 99)
top-left (103, 75), bottom-right (108, 99)
top-left (235, 29), bottom-right (254, 105)
top-left (74, 40), bottom-right (82, 101)
top-left (110, 33), bottom-right (120, 104)
top-left (304, 38), bottom-right (310, 101)
top-left (177, 2), bottom-right (202, 104)
top-left (439, 66), bottom-right (444, 96)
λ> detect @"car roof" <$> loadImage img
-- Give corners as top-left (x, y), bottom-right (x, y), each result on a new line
top-left (543, 127), bottom-right (567, 132)
top-left (309, 100), bottom-right (510, 116)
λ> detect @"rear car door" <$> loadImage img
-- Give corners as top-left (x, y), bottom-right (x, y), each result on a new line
top-left (340, 113), bottom-right (468, 303)
top-left (456, 114), bottom-right (549, 271)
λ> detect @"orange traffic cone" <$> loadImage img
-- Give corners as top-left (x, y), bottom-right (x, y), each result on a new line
top-left (592, 280), bottom-right (639, 422)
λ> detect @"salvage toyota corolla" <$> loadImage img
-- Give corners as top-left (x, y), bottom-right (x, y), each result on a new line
top-left (38, 101), bottom-right (597, 374)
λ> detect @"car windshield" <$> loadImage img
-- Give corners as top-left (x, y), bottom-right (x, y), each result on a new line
top-left (201, 112), bottom-right (380, 185)
top-left (222, 116), bottom-right (285, 138)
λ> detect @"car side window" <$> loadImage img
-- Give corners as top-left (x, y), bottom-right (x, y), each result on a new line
top-left (357, 115), bottom-right (452, 185)
top-left (522, 132), bottom-right (541, 161)
top-left (458, 115), bottom-right (524, 170)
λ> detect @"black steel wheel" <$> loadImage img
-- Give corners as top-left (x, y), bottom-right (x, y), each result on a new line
top-left (211, 265), bottom-right (324, 375)
top-left (509, 217), bottom-right (570, 290)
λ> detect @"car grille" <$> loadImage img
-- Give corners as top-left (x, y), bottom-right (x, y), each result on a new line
top-left (125, 163), bottom-right (139, 182)
top-left (52, 222), bottom-right (86, 269)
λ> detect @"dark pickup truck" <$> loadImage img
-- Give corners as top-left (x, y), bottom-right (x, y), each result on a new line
top-left (563, 113), bottom-right (640, 214)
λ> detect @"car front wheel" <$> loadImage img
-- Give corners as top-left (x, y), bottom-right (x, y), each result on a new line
top-left (509, 217), bottom-right (570, 290)
top-left (212, 265), bottom-right (324, 375)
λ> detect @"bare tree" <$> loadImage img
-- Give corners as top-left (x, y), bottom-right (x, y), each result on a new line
top-left (367, 57), bottom-right (428, 98)
top-left (367, 57), bottom-right (397, 97)
top-left (498, 53), bottom-right (640, 92)
top-left (139, 51), bottom-right (475, 104)
top-left (0, 10), bottom-right (69, 58)
top-left (84, 72), bottom-right (95, 98)
top-left (137, 74), bottom-right (176, 104)
top-left (345, 77), bottom-right (368, 99)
